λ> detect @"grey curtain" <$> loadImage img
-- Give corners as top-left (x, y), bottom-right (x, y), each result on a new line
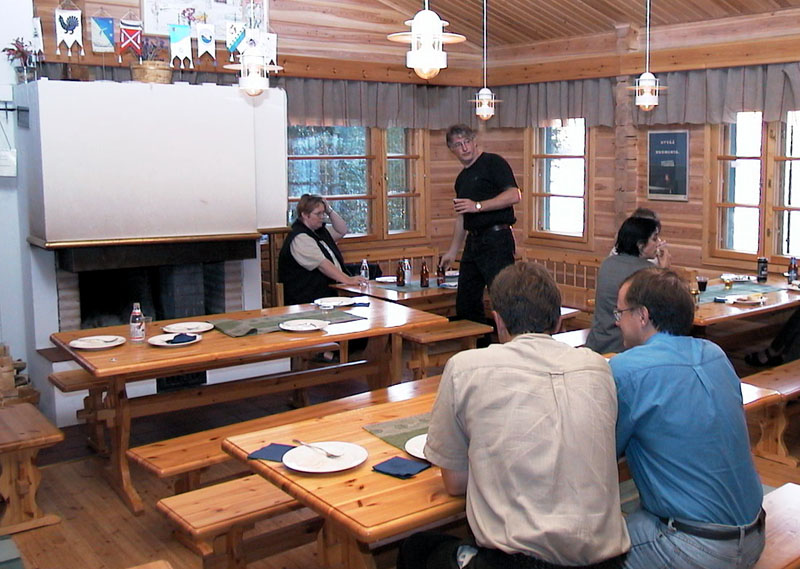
top-left (633, 62), bottom-right (800, 125)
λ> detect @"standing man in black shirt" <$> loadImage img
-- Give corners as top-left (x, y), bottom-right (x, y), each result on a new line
top-left (440, 124), bottom-right (521, 328)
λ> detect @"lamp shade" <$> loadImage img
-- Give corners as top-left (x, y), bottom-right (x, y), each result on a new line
top-left (635, 71), bottom-right (659, 111)
top-left (388, 8), bottom-right (464, 80)
top-left (474, 87), bottom-right (496, 120)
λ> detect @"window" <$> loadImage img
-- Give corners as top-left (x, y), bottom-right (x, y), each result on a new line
top-left (529, 119), bottom-right (588, 243)
top-left (775, 111), bottom-right (800, 257)
top-left (287, 126), bottom-right (423, 238)
top-left (713, 112), bottom-right (764, 256)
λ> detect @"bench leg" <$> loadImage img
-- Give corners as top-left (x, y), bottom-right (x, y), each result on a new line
top-left (318, 520), bottom-right (377, 569)
top-left (753, 401), bottom-right (800, 467)
top-left (0, 448), bottom-right (61, 535)
top-left (82, 387), bottom-right (109, 456)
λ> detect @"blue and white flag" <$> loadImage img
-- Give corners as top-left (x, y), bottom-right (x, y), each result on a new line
top-left (55, 8), bottom-right (85, 56)
top-left (196, 23), bottom-right (216, 61)
top-left (91, 17), bottom-right (115, 53)
top-left (168, 23), bottom-right (193, 69)
top-left (225, 20), bottom-right (245, 61)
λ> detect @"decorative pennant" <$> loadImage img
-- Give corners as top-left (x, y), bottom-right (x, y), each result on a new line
top-left (31, 17), bottom-right (44, 56)
top-left (196, 23), bottom-right (216, 62)
top-left (225, 20), bottom-right (245, 61)
top-left (168, 24), bottom-right (193, 69)
top-left (91, 17), bottom-right (115, 53)
top-left (119, 19), bottom-right (142, 62)
top-left (55, 8), bottom-right (85, 57)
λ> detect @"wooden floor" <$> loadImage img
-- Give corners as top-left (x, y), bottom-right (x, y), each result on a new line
top-left (9, 342), bottom-right (800, 569)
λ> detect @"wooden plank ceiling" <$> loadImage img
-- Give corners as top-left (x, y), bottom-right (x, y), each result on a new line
top-left (35, 0), bottom-right (800, 85)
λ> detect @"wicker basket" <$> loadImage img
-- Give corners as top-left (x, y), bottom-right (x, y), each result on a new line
top-left (130, 61), bottom-right (173, 84)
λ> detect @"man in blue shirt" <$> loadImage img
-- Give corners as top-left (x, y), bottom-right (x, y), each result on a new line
top-left (610, 267), bottom-right (764, 569)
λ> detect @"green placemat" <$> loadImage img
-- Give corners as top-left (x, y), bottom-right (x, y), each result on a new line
top-left (210, 309), bottom-right (366, 337)
top-left (376, 281), bottom-right (455, 293)
top-left (363, 412), bottom-right (431, 450)
top-left (698, 282), bottom-right (782, 304)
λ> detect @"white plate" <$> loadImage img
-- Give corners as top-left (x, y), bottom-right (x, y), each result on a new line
top-left (439, 282), bottom-right (458, 289)
top-left (162, 321), bottom-right (214, 334)
top-left (720, 273), bottom-right (755, 282)
top-left (404, 433), bottom-right (428, 461)
top-left (148, 333), bottom-right (202, 347)
top-left (282, 441), bottom-right (368, 473)
top-left (313, 297), bottom-right (354, 308)
top-left (69, 335), bottom-right (126, 350)
top-left (279, 319), bottom-right (329, 332)
top-left (729, 295), bottom-right (766, 305)
top-left (445, 270), bottom-right (459, 278)
top-left (788, 284), bottom-right (800, 292)
top-left (375, 276), bottom-right (397, 283)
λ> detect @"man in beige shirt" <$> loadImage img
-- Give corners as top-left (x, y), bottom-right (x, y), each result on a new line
top-left (398, 262), bottom-right (630, 569)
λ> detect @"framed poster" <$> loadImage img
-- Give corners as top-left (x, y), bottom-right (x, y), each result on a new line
top-left (142, 0), bottom-right (243, 36)
top-left (648, 130), bottom-right (689, 201)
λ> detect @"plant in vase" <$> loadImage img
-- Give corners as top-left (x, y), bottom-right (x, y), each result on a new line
top-left (3, 37), bottom-right (36, 83)
top-left (130, 37), bottom-right (172, 84)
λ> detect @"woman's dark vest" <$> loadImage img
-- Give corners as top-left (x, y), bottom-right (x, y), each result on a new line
top-left (278, 220), bottom-right (349, 305)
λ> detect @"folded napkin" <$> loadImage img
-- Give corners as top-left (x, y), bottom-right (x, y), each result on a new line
top-left (351, 301), bottom-right (371, 307)
top-left (167, 332), bottom-right (196, 344)
top-left (248, 443), bottom-right (296, 462)
top-left (372, 456), bottom-right (430, 479)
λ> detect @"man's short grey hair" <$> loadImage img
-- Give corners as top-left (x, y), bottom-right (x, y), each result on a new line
top-left (446, 124), bottom-right (477, 147)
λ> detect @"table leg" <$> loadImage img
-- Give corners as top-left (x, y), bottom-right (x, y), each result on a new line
top-left (105, 379), bottom-right (145, 515)
top-left (317, 521), bottom-right (377, 569)
top-left (0, 448), bottom-right (61, 535)
top-left (753, 401), bottom-right (800, 467)
top-left (364, 335), bottom-right (392, 390)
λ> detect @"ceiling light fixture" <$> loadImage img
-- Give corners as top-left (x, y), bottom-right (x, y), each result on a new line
top-left (224, 0), bottom-right (282, 97)
top-left (630, 0), bottom-right (664, 111)
top-left (471, 0), bottom-right (498, 120)
top-left (387, 1), bottom-right (465, 80)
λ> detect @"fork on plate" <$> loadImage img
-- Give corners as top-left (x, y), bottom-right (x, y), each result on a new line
top-left (292, 438), bottom-right (342, 458)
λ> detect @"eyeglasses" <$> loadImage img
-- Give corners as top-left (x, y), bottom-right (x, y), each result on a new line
top-left (612, 306), bottom-right (638, 321)
top-left (448, 139), bottom-right (473, 150)
top-left (310, 210), bottom-right (326, 217)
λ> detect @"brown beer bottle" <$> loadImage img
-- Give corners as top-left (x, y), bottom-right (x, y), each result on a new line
top-left (436, 258), bottom-right (446, 286)
top-left (396, 260), bottom-right (406, 286)
top-left (420, 261), bottom-right (430, 287)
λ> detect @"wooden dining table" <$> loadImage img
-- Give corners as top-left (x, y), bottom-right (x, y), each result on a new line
top-left (223, 391), bottom-right (464, 569)
top-left (49, 299), bottom-right (447, 514)
top-left (692, 276), bottom-right (800, 330)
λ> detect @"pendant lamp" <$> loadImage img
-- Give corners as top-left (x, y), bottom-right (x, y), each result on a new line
top-left (630, 0), bottom-right (664, 111)
top-left (387, 1), bottom-right (465, 80)
top-left (224, 0), bottom-right (282, 96)
top-left (471, 0), bottom-right (498, 120)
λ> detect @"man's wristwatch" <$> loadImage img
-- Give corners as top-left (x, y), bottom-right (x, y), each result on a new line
top-left (475, 201), bottom-right (482, 211)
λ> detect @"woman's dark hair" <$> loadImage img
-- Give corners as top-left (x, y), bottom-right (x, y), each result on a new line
top-left (622, 267), bottom-right (694, 336)
top-left (295, 194), bottom-right (325, 220)
top-left (615, 216), bottom-right (661, 257)
top-left (489, 262), bottom-right (562, 335)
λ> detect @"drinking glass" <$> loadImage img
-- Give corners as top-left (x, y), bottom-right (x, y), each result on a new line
top-left (696, 276), bottom-right (708, 292)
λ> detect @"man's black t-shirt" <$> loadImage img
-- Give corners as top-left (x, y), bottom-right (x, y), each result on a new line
top-left (454, 152), bottom-right (517, 231)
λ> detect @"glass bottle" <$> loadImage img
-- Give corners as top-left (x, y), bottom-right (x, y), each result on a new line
top-left (396, 260), bottom-right (406, 286)
top-left (788, 257), bottom-right (798, 284)
top-left (360, 258), bottom-right (370, 286)
top-left (420, 261), bottom-right (430, 287)
top-left (436, 257), bottom-right (446, 286)
top-left (129, 302), bottom-right (145, 342)
top-left (757, 257), bottom-right (768, 283)
top-left (403, 258), bottom-right (412, 285)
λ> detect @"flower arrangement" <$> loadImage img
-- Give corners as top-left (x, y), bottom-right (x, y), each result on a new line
top-left (141, 37), bottom-right (168, 61)
top-left (3, 37), bottom-right (34, 68)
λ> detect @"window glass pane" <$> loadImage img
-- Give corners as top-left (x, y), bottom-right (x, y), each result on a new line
top-left (287, 126), bottom-right (366, 156)
top-left (782, 160), bottom-right (800, 207)
top-left (388, 197), bottom-right (414, 232)
top-left (720, 206), bottom-right (759, 252)
top-left (543, 119), bottom-right (585, 155)
top-left (537, 196), bottom-right (584, 235)
top-left (542, 157), bottom-right (585, 197)
top-left (722, 159), bottom-right (761, 205)
top-left (778, 210), bottom-right (800, 256)
top-left (729, 112), bottom-right (762, 156)
top-left (387, 127), bottom-right (407, 155)
top-left (387, 159), bottom-right (409, 195)
top-left (786, 111), bottom-right (800, 158)
top-left (287, 159), bottom-right (368, 197)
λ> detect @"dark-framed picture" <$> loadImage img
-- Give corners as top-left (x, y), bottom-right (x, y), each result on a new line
top-left (648, 130), bottom-right (689, 201)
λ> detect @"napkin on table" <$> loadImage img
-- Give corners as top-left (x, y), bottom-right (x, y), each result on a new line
top-left (372, 456), bottom-right (430, 479)
top-left (166, 333), bottom-right (196, 344)
top-left (248, 443), bottom-right (296, 462)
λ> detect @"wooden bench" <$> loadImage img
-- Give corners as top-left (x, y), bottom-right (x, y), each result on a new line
top-left (753, 482), bottom-right (800, 569)
top-left (552, 328), bottom-right (591, 348)
top-left (157, 474), bottom-right (322, 569)
top-left (0, 403), bottom-right (64, 536)
top-left (127, 375), bottom-right (442, 494)
top-left (742, 360), bottom-right (800, 467)
top-left (400, 320), bottom-right (494, 380)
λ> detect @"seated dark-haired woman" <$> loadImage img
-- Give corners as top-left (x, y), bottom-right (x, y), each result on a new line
top-left (585, 216), bottom-right (670, 354)
top-left (278, 194), bottom-right (367, 306)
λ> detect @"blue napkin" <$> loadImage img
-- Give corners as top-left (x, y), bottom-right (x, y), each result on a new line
top-left (248, 443), bottom-right (295, 462)
top-left (167, 332), bottom-right (196, 344)
top-left (351, 301), bottom-right (371, 307)
top-left (372, 456), bottom-right (430, 479)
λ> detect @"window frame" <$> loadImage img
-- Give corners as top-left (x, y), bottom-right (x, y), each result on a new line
top-left (523, 122), bottom-right (594, 250)
top-left (286, 126), bottom-right (427, 243)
